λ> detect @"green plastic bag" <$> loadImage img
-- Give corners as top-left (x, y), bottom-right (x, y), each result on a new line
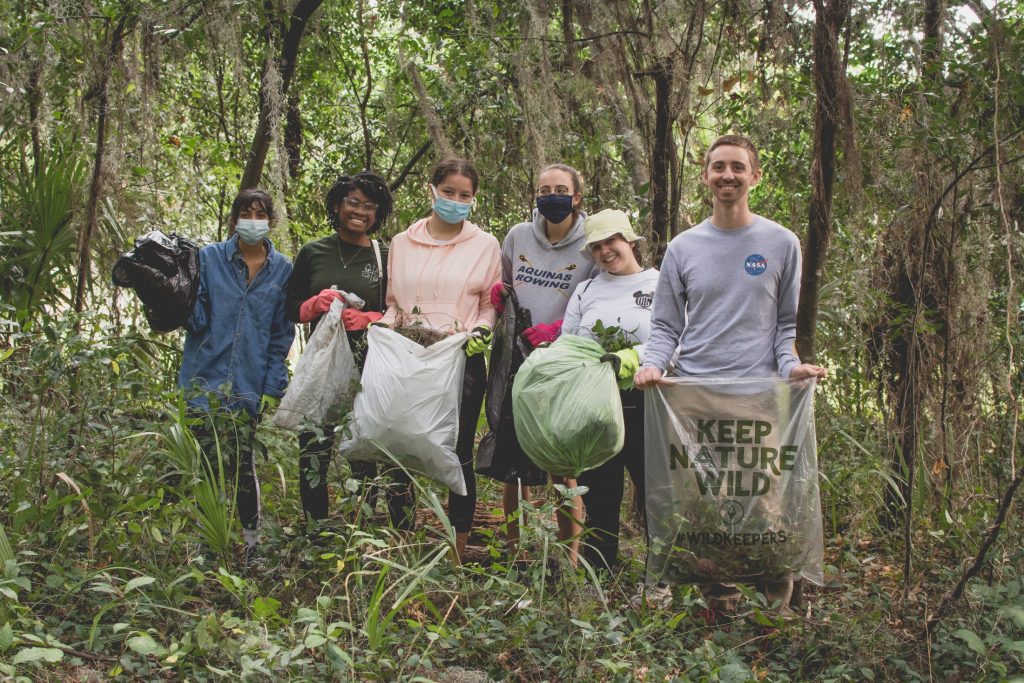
top-left (511, 335), bottom-right (624, 478)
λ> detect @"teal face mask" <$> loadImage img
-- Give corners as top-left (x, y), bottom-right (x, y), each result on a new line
top-left (431, 186), bottom-right (473, 224)
top-left (235, 218), bottom-right (270, 244)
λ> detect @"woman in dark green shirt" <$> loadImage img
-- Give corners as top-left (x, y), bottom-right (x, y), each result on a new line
top-left (285, 171), bottom-right (414, 531)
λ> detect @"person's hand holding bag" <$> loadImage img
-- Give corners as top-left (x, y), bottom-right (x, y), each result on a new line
top-left (465, 326), bottom-right (493, 357)
top-left (342, 309), bottom-right (383, 331)
top-left (298, 289), bottom-right (346, 323)
top-left (489, 281), bottom-right (509, 315)
top-left (522, 320), bottom-right (561, 348)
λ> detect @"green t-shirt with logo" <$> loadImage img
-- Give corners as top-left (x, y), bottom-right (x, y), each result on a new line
top-left (285, 233), bottom-right (389, 352)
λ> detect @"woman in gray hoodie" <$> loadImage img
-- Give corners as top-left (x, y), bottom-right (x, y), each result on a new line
top-left (489, 163), bottom-right (597, 560)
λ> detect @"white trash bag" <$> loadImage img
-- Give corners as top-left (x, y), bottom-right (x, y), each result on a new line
top-left (273, 299), bottom-right (358, 430)
top-left (340, 325), bottom-right (470, 495)
top-left (645, 377), bottom-right (824, 587)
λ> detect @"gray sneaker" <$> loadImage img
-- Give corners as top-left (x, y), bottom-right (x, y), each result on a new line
top-left (243, 544), bottom-right (265, 573)
top-left (628, 582), bottom-right (672, 611)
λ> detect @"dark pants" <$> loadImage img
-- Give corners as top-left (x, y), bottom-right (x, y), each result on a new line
top-left (579, 389), bottom-right (646, 570)
top-left (298, 428), bottom-right (415, 530)
top-left (448, 353), bottom-right (486, 534)
top-left (188, 409), bottom-right (261, 532)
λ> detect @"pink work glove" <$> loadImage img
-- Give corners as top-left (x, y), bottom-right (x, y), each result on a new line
top-left (299, 289), bottom-right (346, 323)
top-left (342, 309), bottom-right (383, 331)
top-left (522, 320), bottom-right (562, 348)
top-left (490, 281), bottom-right (509, 315)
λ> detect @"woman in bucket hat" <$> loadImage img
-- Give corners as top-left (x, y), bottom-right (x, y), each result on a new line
top-left (562, 208), bottom-right (659, 572)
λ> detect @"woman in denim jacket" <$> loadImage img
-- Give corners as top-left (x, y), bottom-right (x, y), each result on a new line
top-left (179, 188), bottom-right (295, 567)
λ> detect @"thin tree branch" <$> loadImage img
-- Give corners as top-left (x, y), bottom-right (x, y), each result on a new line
top-left (389, 139), bottom-right (432, 193)
top-left (927, 461), bottom-right (1024, 633)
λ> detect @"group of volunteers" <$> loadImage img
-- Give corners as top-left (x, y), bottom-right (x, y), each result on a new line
top-left (176, 133), bottom-right (826, 613)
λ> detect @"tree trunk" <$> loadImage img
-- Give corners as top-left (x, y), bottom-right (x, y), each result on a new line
top-left (404, 58), bottom-right (454, 160)
top-left (879, 0), bottom-right (947, 538)
top-left (575, 2), bottom-right (649, 195)
top-left (561, 0), bottom-right (578, 72)
top-left (240, 0), bottom-right (324, 190)
top-left (356, 0), bottom-right (373, 170)
top-left (284, 92), bottom-right (302, 180)
top-left (796, 0), bottom-right (852, 362)
top-left (27, 61), bottom-right (43, 173)
top-left (649, 59), bottom-right (673, 261)
top-left (923, 0), bottom-right (944, 71)
top-left (74, 8), bottom-right (136, 316)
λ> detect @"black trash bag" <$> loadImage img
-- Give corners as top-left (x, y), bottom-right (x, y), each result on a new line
top-left (112, 230), bottom-right (200, 333)
top-left (476, 286), bottom-right (548, 486)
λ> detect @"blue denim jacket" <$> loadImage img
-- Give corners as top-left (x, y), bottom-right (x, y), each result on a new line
top-left (178, 235), bottom-right (295, 416)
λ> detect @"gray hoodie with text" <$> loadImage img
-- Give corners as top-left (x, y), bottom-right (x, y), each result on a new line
top-left (501, 209), bottom-right (598, 326)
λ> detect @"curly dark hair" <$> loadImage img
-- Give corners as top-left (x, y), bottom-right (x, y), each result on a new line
top-left (325, 171), bottom-right (393, 235)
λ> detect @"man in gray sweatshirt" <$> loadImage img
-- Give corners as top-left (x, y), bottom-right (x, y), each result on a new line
top-left (635, 134), bottom-right (826, 613)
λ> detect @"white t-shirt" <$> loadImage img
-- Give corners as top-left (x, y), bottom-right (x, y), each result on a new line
top-left (562, 268), bottom-right (659, 359)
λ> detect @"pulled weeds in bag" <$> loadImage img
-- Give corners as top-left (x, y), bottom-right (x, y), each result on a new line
top-left (340, 326), bottom-right (469, 495)
top-left (511, 335), bottom-right (624, 478)
top-left (272, 299), bottom-right (358, 430)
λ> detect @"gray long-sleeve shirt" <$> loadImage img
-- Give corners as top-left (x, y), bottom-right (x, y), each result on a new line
top-left (642, 215), bottom-right (801, 378)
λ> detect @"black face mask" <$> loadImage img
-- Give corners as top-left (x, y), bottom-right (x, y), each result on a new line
top-left (536, 194), bottom-right (574, 224)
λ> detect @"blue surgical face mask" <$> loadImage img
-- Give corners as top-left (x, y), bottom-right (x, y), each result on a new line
top-left (431, 186), bottom-right (473, 224)
top-left (536, 193), bottom-right (574, 224)
top-left (235, 218), bottom-right (270, 245)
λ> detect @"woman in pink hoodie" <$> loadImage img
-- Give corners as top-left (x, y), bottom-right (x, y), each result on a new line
top-left (381, 158), bottom-right (502, 562)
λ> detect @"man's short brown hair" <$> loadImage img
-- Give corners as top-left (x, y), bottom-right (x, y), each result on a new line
top-left (704, 134), bottom-right (760, 172)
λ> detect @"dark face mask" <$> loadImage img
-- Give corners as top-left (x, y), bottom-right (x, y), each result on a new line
top-left (536, 193), bottom-right (575, 224)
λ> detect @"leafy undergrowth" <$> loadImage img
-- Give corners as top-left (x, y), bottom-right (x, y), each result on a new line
top-left (0, 313), bottom-right (1022, 681)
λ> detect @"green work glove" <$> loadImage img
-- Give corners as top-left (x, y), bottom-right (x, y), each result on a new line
top-left (600, 348), bottom-right (640, 388)
top-left (465, 325), bottom-right (493, 357)
top-left (260, 394), bottom-right (280, 413)
top-left (612, 348), bottom-right (640, 380)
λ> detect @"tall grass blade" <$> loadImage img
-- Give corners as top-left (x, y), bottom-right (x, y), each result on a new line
top-left (0, 521), bottom-right (14, 565)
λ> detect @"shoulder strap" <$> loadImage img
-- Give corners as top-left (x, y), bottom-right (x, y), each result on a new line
top-left (371, 239), bottom-right (383, 274)
top-left (372, 239), bottom-right (384, 309)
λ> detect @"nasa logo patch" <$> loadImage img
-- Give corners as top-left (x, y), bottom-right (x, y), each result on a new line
top-left (744, 254), bottom-right (768, 276)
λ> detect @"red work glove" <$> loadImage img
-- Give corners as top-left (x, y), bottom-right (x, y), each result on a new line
top-left (342, 309), bottom-right (383, 331)
top-left (299, 289), bottom-right (346, 323)
top-left (522, 320), bottom-right (562, 348)
top-left (490, 281), bottom-right (509, 315)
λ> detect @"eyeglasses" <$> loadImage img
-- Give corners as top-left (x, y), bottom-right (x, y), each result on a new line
top-left (537, 186), bottom-right (573, 197)
top-left (342, 197), bottom-right (379, 212)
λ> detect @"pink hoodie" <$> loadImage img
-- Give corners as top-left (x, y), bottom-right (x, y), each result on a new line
top-left (381, 217), bottom-right (502, 332)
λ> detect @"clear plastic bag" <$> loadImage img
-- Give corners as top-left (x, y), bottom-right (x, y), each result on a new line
top-left (644, 377), bottom-right (824, 586)
top-left (340, 326), bottom-right (470, 495)
top-left (511, 335), bottom-right (624, 478)
top-left (272, 299), bottom-right (358, 430)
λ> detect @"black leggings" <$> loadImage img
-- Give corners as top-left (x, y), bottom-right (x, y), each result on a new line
top-left (298, 429), bottom-right (415, 530)
top-left (578, 389), bottom-right (646, 570)
top-left (448, 353), bottom-right (487, 534)
top-left (188, 410), bottom-right (261, 532)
